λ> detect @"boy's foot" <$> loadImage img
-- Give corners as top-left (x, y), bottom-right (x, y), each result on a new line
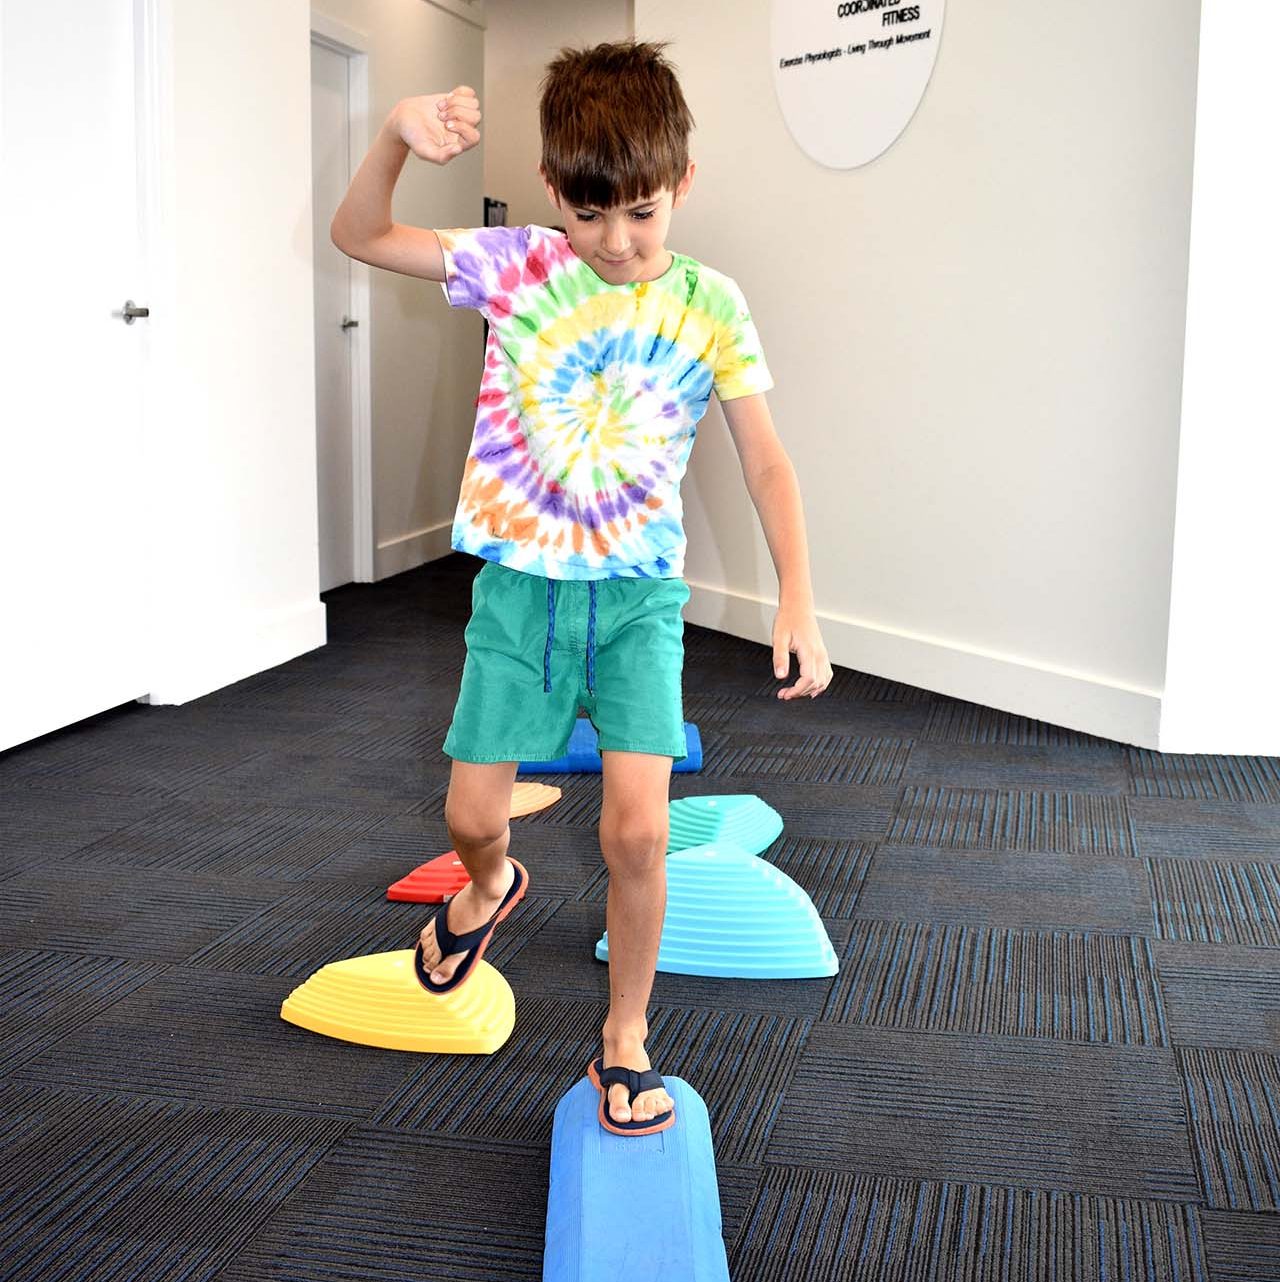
top-left (599, 1029), bottom-right (674, 1124)
top-left (417, 858), bottom-right (518, 986)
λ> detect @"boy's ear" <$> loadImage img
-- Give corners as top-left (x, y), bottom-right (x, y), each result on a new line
top-left (672, 159), bottom-right (696, 209)
top-left (539, 167), bottom-right (562, 211)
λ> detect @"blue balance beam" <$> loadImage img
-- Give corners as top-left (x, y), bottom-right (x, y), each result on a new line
top-left (543, 1074), bottom-right (729, 1281)
top-left (518, 717), bottom-right (703, 774)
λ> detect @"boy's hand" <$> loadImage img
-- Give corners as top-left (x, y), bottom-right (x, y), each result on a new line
top-left (772, 607), bottom-right (833, 699)
top-left (391, 86), bottom-right (481, 165)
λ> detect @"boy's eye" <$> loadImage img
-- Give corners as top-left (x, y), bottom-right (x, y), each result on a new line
top-left (575, 210), bottom-right (656, 222)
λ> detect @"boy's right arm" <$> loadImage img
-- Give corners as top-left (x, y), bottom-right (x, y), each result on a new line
top-left (329, 86), bottom-right (481, 282)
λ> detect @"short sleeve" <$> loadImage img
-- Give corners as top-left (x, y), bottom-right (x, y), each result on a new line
top-left (712, 276), bottom-right (774, 401)
top-left (434, 224), bottom-right (531, 317)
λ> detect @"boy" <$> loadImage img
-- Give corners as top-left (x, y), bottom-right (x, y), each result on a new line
top-left (330, 40), bottom-right (831, 1136)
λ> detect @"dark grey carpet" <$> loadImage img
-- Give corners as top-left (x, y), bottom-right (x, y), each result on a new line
top-left (2, 550), bottom-right (1280, 1280)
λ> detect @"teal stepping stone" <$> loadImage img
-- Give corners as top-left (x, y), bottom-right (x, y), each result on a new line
top-left (595, 842), bottom-right (838, 979)
top-left (667, 794), bottom-right (783, 857)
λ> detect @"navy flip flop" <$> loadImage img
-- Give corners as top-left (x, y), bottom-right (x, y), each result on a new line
top-left (413, 858), bottom-right (528, 996)
top-left (586, 1055), bottom-right (676, 1136)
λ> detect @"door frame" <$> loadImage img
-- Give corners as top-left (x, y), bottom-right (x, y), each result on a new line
top-left (311, 12), bottom-right (374, 584)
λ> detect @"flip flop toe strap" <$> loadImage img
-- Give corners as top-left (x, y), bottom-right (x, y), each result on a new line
top-left (598, 1066), bottom-right (666, 1101)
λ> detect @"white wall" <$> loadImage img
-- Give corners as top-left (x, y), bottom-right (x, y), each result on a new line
top-left (482, 0), bottom-right (632, 228)
top-left (635, 0), bottom-right (1201, 748)
top-left (1160, 6), bottom-right (1280, 753)
top-left (144, 0), bottom-right (484, 704)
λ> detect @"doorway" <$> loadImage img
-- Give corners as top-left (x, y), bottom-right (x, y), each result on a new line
top-left (310, 17), bottom-right (374, 591)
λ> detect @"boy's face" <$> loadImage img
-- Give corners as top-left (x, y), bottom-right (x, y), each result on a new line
top-left (541, 160), bottom-right (695, 285)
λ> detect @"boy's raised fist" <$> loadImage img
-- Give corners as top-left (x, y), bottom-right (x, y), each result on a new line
top-left (391, 86), bottom-right (482, 164)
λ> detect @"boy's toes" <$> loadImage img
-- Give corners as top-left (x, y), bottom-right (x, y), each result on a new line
top-left (609, 1085), bottom-right (632, 1121)
top-left (429, 952), bottom-right (463, 985)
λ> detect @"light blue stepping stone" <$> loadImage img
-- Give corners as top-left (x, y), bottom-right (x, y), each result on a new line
top-left (667, 793), bottom-right (783, 856)
top-left (595, 842), bottom-right (838, 979)
top-left (543, 1074), bottom-right (728, 1282)
top-left (518, 718), bottom-right (703, 774)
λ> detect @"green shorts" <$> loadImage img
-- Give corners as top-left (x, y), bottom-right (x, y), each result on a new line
top-left (443, 559), bottom-right (690, 764)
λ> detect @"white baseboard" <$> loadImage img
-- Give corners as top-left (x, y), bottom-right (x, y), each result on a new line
top-left (374, 522), bottom-right (456, 579)
top-left (685, 580), bottom-right (1163, 750)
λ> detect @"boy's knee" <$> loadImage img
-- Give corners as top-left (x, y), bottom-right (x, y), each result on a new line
top-left (600, 814), bottom-right (668, 872)
top-left (444, 802), bottom-right (508, 850)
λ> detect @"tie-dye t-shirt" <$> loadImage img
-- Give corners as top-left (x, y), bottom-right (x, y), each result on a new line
top-left (434, 223), bottom-right (774, 580)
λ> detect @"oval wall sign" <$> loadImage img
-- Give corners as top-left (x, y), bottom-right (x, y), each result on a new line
top-left (771, 0), bottom-right (946, 169)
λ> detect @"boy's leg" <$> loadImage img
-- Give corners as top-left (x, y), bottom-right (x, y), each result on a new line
top-left (597, 748), bottom-right (676, 1125)
top-left (418, 758), bottom-right (520, 986)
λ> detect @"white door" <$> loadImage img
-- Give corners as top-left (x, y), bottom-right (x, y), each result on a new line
top-left (0, 0), bottom-right (148, 753)
top-left (311, 39), bottom-right (356, 593)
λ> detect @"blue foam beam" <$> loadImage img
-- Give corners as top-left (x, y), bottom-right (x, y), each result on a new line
top-left (519, 717), bottom-right (702, 774)
top-left (543, 1075), bottom-right (729, 1282)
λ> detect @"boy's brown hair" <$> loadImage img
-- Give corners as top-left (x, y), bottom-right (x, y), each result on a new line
top-left (539, 39), bottom-right (695, 211)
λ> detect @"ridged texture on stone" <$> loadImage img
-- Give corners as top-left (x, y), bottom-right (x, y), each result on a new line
top-left (280, 949), bottom-right (514, 1054)
top-left (666, 793), bottom-right (783, 856)
top-left (386, 851), bottom-right (470, 903)
top-left (596, 842), bottom-right (837, 978)
top-left (510, 781), bottom-right (562, 817)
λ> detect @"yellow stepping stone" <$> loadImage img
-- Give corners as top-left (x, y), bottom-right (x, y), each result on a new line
top-left (510, 781), bottom-right (561, 818)
top-left (280, 949), bottom-right (514, 1054)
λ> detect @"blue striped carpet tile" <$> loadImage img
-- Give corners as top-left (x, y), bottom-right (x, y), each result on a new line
top-left (289, 711), bottom-right (459, 762)
top-left (899, 742), bottom-right (1130, 794)
top-left (174, 749), bottom-right (443, 817)
top-left (724, 692), bottom-right (932, 740)
top-left (766, 1023), bottom-right (1200, 1202)
top-left (698, 734), bottom-right (914, 785)
top-left (729, 1167), bottom-right (1208, 1282)
top-left (1127, 750), bottom-right (1280, 802)
top-left (822, 920), bottom-right (1169, 1045)
top-left (192, 658), bottom-right (467, 719)
top-left (372, 995), bottom-right (812, 1167)
top-left (0, 785), bottom-right (170, 869)
top-left (1151, 940), bottom-right (1280, 1051)
top-left (0, 1082), bottom-right (348, 1282)
top-left (9, 969), bottom-right (424, 1116)
top-left (1200, 1207), bottom-right (1280, 1280)
top-left (184, 881), bottom-right (554, 978)
top-left (1149, 858), bottom-right (1280, 945)
top-left (0, 948), bottom-right (167, 1076)
top-left (856, 845), bottom-right (1155, 934)
top-left (921, 699), bottom-right (1125, 748)
top-left (215, 1129), bottom-right (547, 1282)
top-left (0, 867), bottom-right (282, 961)
top-left (6, 734), bottom-right (279, 802)
top-left (680, 690), bottom-right (750, 726)
top-left (887, 786), bottom-right (1140, 855)
top-left (1132, 797), bottom-right (1280, 860)
top-left (1180, 1046), bottom-right (1280, 1211)
top-left (56, 800), bottom-right (390, 880)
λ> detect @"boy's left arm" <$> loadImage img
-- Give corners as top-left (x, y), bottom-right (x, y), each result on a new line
top-left (719, 392), bottom-right (834, 700)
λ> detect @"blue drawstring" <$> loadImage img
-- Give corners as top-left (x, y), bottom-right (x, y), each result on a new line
top-left (586, 581), bottom-right (597, 695)
top-left (543, 576), bottom-right (597, 696)
top-left (544, 578), bottom-right (556, 692)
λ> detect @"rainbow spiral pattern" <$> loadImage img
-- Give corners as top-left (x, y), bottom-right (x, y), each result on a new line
top-left (436, 224), bottom-right (773, 580)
